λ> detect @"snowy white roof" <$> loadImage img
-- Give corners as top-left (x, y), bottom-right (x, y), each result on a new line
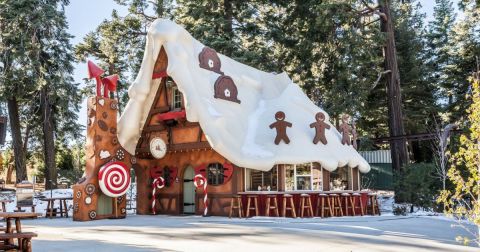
top-left (117, 19), bottom-right (370, 173)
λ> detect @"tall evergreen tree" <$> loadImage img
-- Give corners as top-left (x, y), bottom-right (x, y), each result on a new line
top-left (0, 0), bottom-right (81, 186)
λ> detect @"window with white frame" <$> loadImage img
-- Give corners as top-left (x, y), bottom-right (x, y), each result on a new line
top-left (172, 86), bottom-right (183, 110)
top-left (284, 163), bottom-right (323, 191)
top-left (245, 168), bottom-right (278, 191)
top-left (329, 166), bottom-right (351, 191)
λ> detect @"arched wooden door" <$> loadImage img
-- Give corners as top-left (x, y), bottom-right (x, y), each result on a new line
top-left (183, 166), bottom-right (195, 214)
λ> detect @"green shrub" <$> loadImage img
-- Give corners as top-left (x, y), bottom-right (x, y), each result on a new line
top-left (394, 163), bottom-right (440, 212)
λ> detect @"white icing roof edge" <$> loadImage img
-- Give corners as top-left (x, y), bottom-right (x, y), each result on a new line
top-left (117, 19), bottom-right (371, 173)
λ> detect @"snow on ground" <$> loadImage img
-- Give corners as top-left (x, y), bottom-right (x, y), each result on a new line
top-left (20, 214), bottom-right (479, 252)
top-left (0, 188), bottom-right (73, 214)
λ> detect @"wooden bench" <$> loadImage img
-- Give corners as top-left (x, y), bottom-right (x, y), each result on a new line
top-left (14, 205), bottom-right (36, 213)
top-left (0, 232), bottom-right (37, 252)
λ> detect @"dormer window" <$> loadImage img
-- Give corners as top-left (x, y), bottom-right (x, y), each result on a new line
top-left (224, 88), bottom-right (231, 97)
top-left (172, 86), bottom-right (183, 111)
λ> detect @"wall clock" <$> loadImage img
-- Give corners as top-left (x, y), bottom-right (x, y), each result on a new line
top-left (150, 137), bottom-right (167, 159)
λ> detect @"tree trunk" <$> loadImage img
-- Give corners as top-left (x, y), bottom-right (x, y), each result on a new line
top-left (40, 87), bottom-right (57, 189)
top-left (223, 0), bottom-right (234, 56)
top-left (7, 97), bottom-right (27, 183)
top-left (380, 0), bottom-right (409, 174)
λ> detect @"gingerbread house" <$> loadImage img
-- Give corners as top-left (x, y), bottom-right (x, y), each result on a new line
top-left (74, 19), bottom-right (371, 220)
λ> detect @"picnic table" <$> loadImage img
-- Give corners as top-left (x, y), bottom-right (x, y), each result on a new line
top-left (0, 200), bottom-right (13, 212)
top-left (39, 196), bottom-right (73, 218)
top-left (0, 212), bottom-right (40, 251)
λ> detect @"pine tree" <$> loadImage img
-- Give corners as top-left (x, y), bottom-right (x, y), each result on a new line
top-left (444, 0), bottom-right (480, 121)
top-left (426, 0), bottom-right (457, 121)
top-left (0, 0), bottom-right (81, 186)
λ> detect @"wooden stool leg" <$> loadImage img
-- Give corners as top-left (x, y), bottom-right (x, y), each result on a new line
top-left (350, 197), bottom-right (355, 216)
top-left (229, 198), bottom-right (234, 218)
top-left (300, 198), bottom-right (305, 218)
top-left (290, 198), bottom-right (296, 218)
top-left (337, 197), bottom-right (343, 216)
top-left (282, 198), bottom-right (287, 217)
top-left (359, 197), bottom-right (364, 216)
top-left (274, 198), bottom-right (279, 217)
top-left (265, 197), bottom-right (271, 217)
top-left (308, 198), bottom-right (313, 217)
top-left (320, 197), bottom-right (325, 218)
top-left (246, 197), bottom-right (251, 218)
top-left (238, 197), bottom-right (243, 218)
top-left (254, 198), bottom-right (259, 216)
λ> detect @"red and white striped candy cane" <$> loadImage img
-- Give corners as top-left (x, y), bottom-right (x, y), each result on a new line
top-left (151, 176), bottom-right (165, 215)
top-left (194, 174), bottom-right (208, 216)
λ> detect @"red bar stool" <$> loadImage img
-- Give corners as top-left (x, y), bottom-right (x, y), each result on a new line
top-left (341, 193), bottom-right (354, 216)
top-left (351, 193), bottom-right (364, 216)
top-left (366, 193), bottom-right (380, 215)
top-left (228, 195), bottom-right (244, 218)
top-left (245, 195), bottom-right (259, 218)
top-left (265, 195), bottom-right (280, 217)
top-left (299, 194), bottom-right (314, 218)
top-left (282, 194), bottom-right (297, 218)
top-left (329, 194), bottom-right (343, 217)
top-left (316, 193), bottom-right (333, 218)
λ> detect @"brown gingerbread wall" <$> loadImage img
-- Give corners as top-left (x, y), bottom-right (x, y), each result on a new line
top-left (72, 97), bottom-right (131, 221)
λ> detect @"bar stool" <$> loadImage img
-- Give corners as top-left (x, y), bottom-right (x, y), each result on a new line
top-left (245, 195), bottom-right (260, 218)
top-left (282, 194), bottom-right (297, 218)
top-left (316, 193), bottom-right (333, 218)
top-left (229, 195), bottom-right (244, 218)
top-left (351, 193), bottom-right (364, 216)
top-left (265, 195), bottom-right (280, 217)
top-left (299, 194), bottom-right (314, 218)
top-left (341, 193), bottom-right (354, 216)
top-left (329, 194), bottom-right (343, 217)
top-left (366, 193), bottom-right (380, 215)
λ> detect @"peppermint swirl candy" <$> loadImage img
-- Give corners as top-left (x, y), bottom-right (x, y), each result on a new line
top-left (98, 161), bottom-right (131, 198)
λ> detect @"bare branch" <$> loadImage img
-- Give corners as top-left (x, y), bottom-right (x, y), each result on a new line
top-left (371, 70), bottom-right (391, 90)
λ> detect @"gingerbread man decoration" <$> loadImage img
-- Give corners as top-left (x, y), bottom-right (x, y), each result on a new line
top-left (351, 121), bottom-right (358, 149)
top-left (269, 111), bottom-right (292, 145)
top-left (338, 114), bottom-right (351, 145)
top-left (310, 112), bottom-right (331, 145)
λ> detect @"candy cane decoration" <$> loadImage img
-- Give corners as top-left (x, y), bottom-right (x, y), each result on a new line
top-left (151, 176), bottom-right (165, 215)
top-left (98, 161), bottom-right (130, 198)
top-left (194, 174), bottom-right (208, 216)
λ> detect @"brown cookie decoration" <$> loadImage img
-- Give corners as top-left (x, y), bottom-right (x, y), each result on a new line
top-left (131, 156), bottom-right (137, 165)
top-left (102, 111), bottom-right (108, 119)
top-left (310, 112), bottom-right (331, 145)
top-left (338, 114), bottom-right (351, 145)
top-left (110, 127), bottom-right (117, 134)
top-left (89, 210), bottom-right (97, 220)
top-left (269, 111), bottom-right (292, 145)
top-left (214, 76), bottom-right (241, 104)
top-left (112, 137), bottom-right (118, 145)
top-left (116, 149), bottom-right (125, 160)
top-left (87, 107), bottom-right (96, 118)
top-left (85, 183), bottom-right (96, 195)
top-left (110, 101), bottom-right (118, 110)
top-left (98, 120), bottom-right (108, 131)
top-left (198, 47), bottom-right (223, 74)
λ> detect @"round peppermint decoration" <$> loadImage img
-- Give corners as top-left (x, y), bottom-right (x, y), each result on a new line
top-left (98, 161), bottom-right (131, 198)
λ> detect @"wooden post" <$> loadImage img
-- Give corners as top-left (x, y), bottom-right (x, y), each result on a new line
top-left (379, 0), bottom-right (409, 173)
